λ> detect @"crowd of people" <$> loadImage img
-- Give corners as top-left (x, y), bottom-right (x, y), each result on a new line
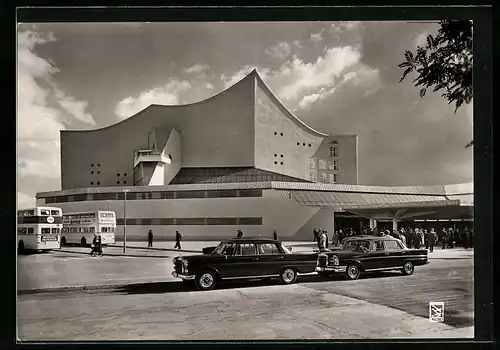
top-left (313, 226), bottom-right (474, 252)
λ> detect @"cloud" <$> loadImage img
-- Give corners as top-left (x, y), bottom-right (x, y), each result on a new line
top-left (17, 192), bottom-right (36, 210)
top-left (265, 42), bottom-right (291, 59)
top-left (331, 21), bottom-right (361, 33)
top-left (310, 29), bottom-right (324, 43)
top-left (17, 28), bottom-right (95, 196)
top-left (114, 79), bottom-right (192, 119)
top-left (293, 40), bottom-right (302, 49)
top-left (184, 63), bottom-right (210, 74)
top-left (205, 82), bottom-right (214, 89)
top-left (414, 32), bottom-right (428, 47)
top-left (221, 64), bottom-right (272, 89)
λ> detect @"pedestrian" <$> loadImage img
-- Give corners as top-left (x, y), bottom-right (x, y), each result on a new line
top-left (448, 228), bottom-right (454, 248)
top-left (419, 229), bottom-right (425, 249)
top-left (399, 231), bottom-right (407, 247)
top-left (313, 228), bottom-right (318, 242)
top-left (462, 228), bottom-right (470, 249)
top-left (338, 229), bottom-right (343, 243)
top-left (147, 229), bottom-right (154, 248)
top-left (319, 231), bottom-right (327, 251)
top-left (96, 235), bottom-right (103, 256)
top-left (413, 229), bottom-right (421, 249)
top-left (424, 229), bottom-right (429, 249)
top-left (324, 230), bottom-right (329, 249)
top-left (175, 230), bottom-right (182, 249)
top-left (273, 230), bottom-right (278, 240)
top-left (440, 228), bottom-right (447, 249)
top-left (426, 229), bottom-right (437, 253)
top-left (237, 229), bottom-right (243, 238)
top-left (89, 233), bottom-right (98, 256)
top-left (332, 230), bottom-right (339, 247)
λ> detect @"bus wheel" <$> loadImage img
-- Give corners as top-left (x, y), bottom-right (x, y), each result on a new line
top-left (18, 241), bottom-right (24, 254)
top-left (81, 237), bottom-right (87, 246)
top-left (61, 237), bottom-right (67, 245)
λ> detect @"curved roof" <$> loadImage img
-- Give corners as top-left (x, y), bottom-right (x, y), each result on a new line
top-left (62, 69), bottom-right (329, 138)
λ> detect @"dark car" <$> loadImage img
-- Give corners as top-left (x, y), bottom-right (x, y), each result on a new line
top-left (315, 235), bottom-right (429, 280)
top-left (172, 237), bottom-right (318, 291)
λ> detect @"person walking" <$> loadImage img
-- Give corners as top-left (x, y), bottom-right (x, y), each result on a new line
top-left (332, 230), bottom-right (339, 247)
top-left (174, 230), bottom-right (182, 250)
top-left (426, 229), bottom-right (437, 253)
top-left (90, 233), bottom-right (98, 256)
top-left (319, 231), bottom-right (327, 251)
top-left (273, 230), bottom-right (278, 240)
top-left (147, 229), bottom-right (154, 248)
top-left (440, 228), bottom-right (447, 249)
top-left (324, 230), bottom-right (329, 249)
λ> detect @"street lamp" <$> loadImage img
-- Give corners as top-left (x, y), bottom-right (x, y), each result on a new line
top-left (122, 189), bottom-right (130, 254)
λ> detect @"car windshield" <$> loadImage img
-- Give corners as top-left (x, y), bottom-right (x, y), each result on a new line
top-left (280, 243), bottom-right (292, 254)
top-left (342, 240), bottom-right (371, 252)
top-left (212, 242), bottom-right (226, 255)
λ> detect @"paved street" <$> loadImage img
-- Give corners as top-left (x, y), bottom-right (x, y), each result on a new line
top-left (17, 248), bottom-right (473, 340)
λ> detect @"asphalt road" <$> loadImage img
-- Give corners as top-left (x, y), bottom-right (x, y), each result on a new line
top-left (17, 254), bottom-right (473, 341)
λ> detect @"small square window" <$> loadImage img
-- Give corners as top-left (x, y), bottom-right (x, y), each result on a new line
top-left (274, 161), bottom-right (277, 164)
top-left (274, 132), bottom-right (277, 135)
top-left (280, 154), bottom-right (283, 158)
top-left (91, 171), bottom-right (94, 174)
top-left (303, 143), bottom-right (306, 146)
top-left (97, 164), bottom-right (100, 167)
top-left (297, 142), bottom-right (300, 146)
top-left (329, 146), bottom-right (338, 157)
top-left (124, 181), bottom-right (127, 184)
top-left (97, 171), bottom-right (100, 174)
top-left (280, 132), bottom-right (283, 136)
top-left (274, 154), bottom-right (277, 157)
top-left (97, 182), bottom-right (100, 185)
top-left (124, 173), bottom-right (127, 176)
top-left (117, 181), bottom-right (120, 184)
top-left (308, 144), bottom-right (312, 147)
top-left (90, 182), bottom-right (94, 185)
top-left (117, 173), bottom-right (120, 177)
top-left (91, 164), bottom-right (94, 167)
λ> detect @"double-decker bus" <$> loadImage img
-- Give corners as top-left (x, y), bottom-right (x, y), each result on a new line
top-left (61, 211), bottom-right (116, 246)
top-left (17, 207), bottom-right (62, 253)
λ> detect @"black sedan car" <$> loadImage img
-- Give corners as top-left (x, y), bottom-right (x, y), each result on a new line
top-left (172, 237), bottom-right (318, 291)
top-left (315, 235), bottom-right (429, 280)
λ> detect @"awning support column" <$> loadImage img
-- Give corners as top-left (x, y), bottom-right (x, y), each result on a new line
top-left (392, 218), bottom-right (398, 232)
top-left (369, 218), bottom-right (377, 229)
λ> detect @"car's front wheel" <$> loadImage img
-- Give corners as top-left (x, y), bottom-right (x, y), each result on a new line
top-left (195, 271), bottom-right (216, 291)
top-left (345, 263), bottom-right (362, 280)
top-left (401, 261), bottom-right (414, 275)
top-left (280, 268), bottom-right (298, 285)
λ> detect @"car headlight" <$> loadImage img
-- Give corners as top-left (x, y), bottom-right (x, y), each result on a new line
top-left (329, 255), bottom-right (339, 266)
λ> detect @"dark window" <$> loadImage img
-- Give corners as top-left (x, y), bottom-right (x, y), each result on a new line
top-left (274, 132), bottom-right (277, 135)
top-left (73, 194), bottom-right (87, 202)
top-left (45, 197), bottom-right (55, 204)
top-left (280, 133), bottom-right (283, 136)
top-left (94, 193), bottom-right (117, 201)
top-left (27, 228), bottom-right (34, 234)
top-left (257, 243), bottom-right (281, 255)
top-left (160, 218), bottom-right (175, 225)
top-left (280, 162), bottom-right (283, 165)
top-left (274, 154), bottom-right (277, 157)
top-left (124, 192), bottom-right (136, 200)
top-left (97, 182), bottom-right (100, 185)
top-left (40, 209), bottom-right (50, 215)
top-left (91, 171), bottom-right (94, 174)
top-left (151, 191), bottom-right (161, 199)
top-left (238, 217), bottom-right (263, 225)
top-left (116, 219), bottom-right (124, 225)
top-left (176, 218), bottom-right (205, 225)
top-left (176, 191), bottom-right (205, 199)
top-left (308, 144), bottom-right (312, 147)
top-left (149, 219), bottom-right (161, 225)
top-left (124, 173), bottom-right (127, 176)
top-left (161, 192), bottom-right (175, 199)
top-left (234, 243), bottom-right (257, 256)
top-left (117, 181), bottom-right (120, 184)
top-left (91, 164), bottom-right (94, 167)
top-left (97, 164), bottom-right (100, 167)
top-left (50, 210), bottom-right (59, 216)
top-left (51, 228), bottom-right (59, 234)
top-left (91, 182), bottom-right (94, 185)
top-left (55, 196), bottom-right (68, 203)
top-left (274, 161), bottom-right (277, 164)
top-left (207, 218), bottom-right (238, 225)
top-left (297, 142), bottom-right (300, 145)
top-left (117, 173), bottom-right (120, 177)
top-left (374, 241), bottom-right (385, 251)
top-left (281, 154), bottom-right (283, 157)
top-left (18, 227), bottom-right (27, 234)
top-left (97, 171), bottom-right (100, 174)
top-left (135, 219), bottom-right (143, 225)
top-left (385, 240), bottom-right (403, 251)
top-left (41, 228), bottom-right (50, 234)
top-left (124, 181), bottom-right (127, 184)
top-left (238, 189), bottom-right (263, 197)
top-left (303, 143), bottom-right (306, 146)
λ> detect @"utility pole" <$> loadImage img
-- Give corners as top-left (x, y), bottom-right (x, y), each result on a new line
top-left (123, 189), bottom-right (130, 254)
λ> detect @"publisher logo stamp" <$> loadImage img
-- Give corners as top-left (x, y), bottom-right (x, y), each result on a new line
top-left (429, 302), bottom-right (444, 322)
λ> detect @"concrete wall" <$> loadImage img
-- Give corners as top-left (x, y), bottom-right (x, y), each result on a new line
top-left (36, 190), bottom-right (325, 241)
top-left (254, 82), bottom-right (324, 181)
top-left (61, 74), bottom-right (256, 190)
top-left (312, 135), bottom-right (358, 185)
top-left (162, 128), bottom-right (182, 185)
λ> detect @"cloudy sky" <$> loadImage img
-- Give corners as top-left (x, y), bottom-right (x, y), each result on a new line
top-left (17, 21), bottom-right (473, 208)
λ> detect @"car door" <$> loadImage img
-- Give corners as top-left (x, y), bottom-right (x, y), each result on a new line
top-left (222, 243), bottom-right (259, 278)
top-left (366, 240), bottom-right (390, 270)
top-left (383, 240), bottom-right (405, 268)
top-left (255, 243), bottom-right (285, 276)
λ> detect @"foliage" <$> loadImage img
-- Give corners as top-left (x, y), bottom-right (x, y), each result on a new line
top-left (399, 20), bottom-right (473, 148)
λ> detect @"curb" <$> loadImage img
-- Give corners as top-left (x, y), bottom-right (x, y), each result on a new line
top-left (18, 279), bottom-right (175, 295)
top-left (58, 249), bottom-right (171, 259)
top-left (107, 245), bottom-right (201, 254)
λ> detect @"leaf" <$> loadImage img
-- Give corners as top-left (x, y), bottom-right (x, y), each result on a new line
top-left (419, 88), bottom-right (427, 98)
top-left (399, 67), bottom-right (413, 83)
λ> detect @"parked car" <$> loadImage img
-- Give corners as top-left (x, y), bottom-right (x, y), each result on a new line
top-left (315, 235), bottom-right (429, 280)
top-left (172, 237), bottom-right (318, 291)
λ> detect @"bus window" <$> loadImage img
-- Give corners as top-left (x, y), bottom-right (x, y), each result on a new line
top-left (100, 213), bottom-right (108, 218)
top-left (27, 210), bottom-right (35, 216)
top-left (90, 227), bottom-right (95, 233)
top-left (101, 227), bottom-right (107, 232)
top-left (40, 209), bottom-right (50, 216)
top-left (51, 228), bottom-right (59, 234)
top-left (50, 210), bottom-right (60, 216)
top-left (41, 228), bottom-right (50, 234)
top-left (18, 227), bottom-right (27, 234)
top-left (28, 228), bottom-right (34, 234)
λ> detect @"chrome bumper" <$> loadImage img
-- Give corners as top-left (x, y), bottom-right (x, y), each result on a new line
top-left (172, 271), bottom-right (195, 280)
top-left (315, 266), bottom-right (347, 273)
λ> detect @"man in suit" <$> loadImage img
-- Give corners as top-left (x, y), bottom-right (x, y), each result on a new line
top-left (174, 230), bottom-right (182, 249)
